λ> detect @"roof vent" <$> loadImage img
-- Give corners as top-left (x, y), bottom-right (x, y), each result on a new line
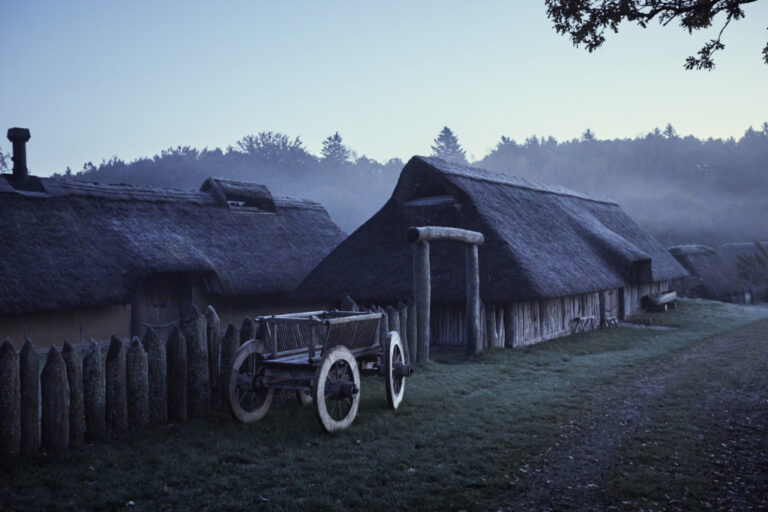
top-left (7, 127), bottom-right (30, 179)
top-left (4, 127), bottom-right (44, 193)
top-left (200, 177), bottom-right (276, 212)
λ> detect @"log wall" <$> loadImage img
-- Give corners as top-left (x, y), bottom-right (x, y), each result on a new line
top-left (431, 291), bottom-right (604, 347)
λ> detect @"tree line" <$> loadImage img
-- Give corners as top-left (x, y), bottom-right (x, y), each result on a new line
top-left (3, 124), bottom-right (765, 247)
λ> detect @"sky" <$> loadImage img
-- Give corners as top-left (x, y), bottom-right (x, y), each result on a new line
top-left (1, 0), bottom-right (767, 176)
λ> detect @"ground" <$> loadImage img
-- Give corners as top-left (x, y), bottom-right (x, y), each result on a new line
top-left (1, 299), bottom-right (767, 511)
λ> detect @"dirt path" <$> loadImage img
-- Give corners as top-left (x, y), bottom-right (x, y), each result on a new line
top-left (501, 319), bottom-right (768, 512)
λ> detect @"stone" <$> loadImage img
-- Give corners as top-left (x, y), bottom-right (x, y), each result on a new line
top-left (61, 341), bottom-right (86, 444)
top-left (0, 339), bottom-right (21, 455)
top-left (82, 339), bottom-right (106, 441)
top-left (41, 347), bottom-right (70, 453)
top-left (19, 340), bottom-right (39, 454)
top-left (142, 328), bottom-right (167, 424)
top-left (126, 337), bottom-right (149, 429)
top-left (105, 336), bottom-right (128, 432)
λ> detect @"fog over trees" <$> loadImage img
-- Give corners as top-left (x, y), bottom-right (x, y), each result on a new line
top-left (59, 124), bottom-right (768, 247)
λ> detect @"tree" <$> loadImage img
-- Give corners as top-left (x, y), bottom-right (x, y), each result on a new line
top-left (431, 126), bottom-right (467, 164)
top-left (581, 128), bottom-right (596, 142)
top-left (0, 144), bottom-right (8, 171)
top-left (663, 123), bottom-right (678, 139)
top-left (736, 242), bottom-right (768, 286)
top-left (321, 132), bottom-right (350, 165)
top-left (545, 0), bottom-right (767, 70)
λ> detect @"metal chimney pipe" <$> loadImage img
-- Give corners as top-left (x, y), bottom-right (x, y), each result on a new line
top-left (7, 127), bottom-right (31, 179)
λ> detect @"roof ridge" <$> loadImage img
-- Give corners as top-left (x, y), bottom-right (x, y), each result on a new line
top-left (418, 155), bottom-right (618, 206)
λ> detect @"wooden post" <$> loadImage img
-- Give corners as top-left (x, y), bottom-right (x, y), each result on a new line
top-left (61, 341), bottom-right (86, 445)
top-left (206, 306), bottom-right (221, 411)
top-left (495, 306), bottom-right (505, 348)
top-left (504, 304), bottom-right (514, 348)
top-left (185, 306), bottom-right (210, 418)
top-left (19, 340), bottom-right (39, 454)
top-left (386, 305), bottom-right (400, 336)
top-left (240, 317), bottom-right (255, 346)
top-left (0, 339), bottom-right (21, 455)
top-left (166, 326), bottom-right (188, 423)
top-left (41, 347), bottom-right (69, 453)
top-left (142, 328), bottom-right (167, 424)
top-left (377, 307), bottom-right (389, 347)
top-left (485, 303), bottom-right (497, 349)
top-left (397, 301), bottom-right (410, 364)
top-left (126, 337), bottom-right (149, 429)
top-left (105, 336), bottom-right (128, 432)
top-left (407, 301), bottom-right (418, 363)
top-left (465, 243), bottom-right (482, 355)
top-left (82, 340), bottom-right (105, 442)
top-left (219, 323), bottom-right (237, 408)
top-left (340, 296), bottom-right (359, 312)
top-left (414, 241), bottom-right (431, 364)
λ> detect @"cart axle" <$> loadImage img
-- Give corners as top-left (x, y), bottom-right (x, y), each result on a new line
top-left (326, 380), bottom-right (359, 400)
top-left (393, 362), bottom-right (413, 378)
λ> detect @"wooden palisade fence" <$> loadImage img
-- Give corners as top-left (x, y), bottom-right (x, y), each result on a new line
top-left (0, 304), bottom-right (236, 457)
top-left (0, 296), bottom-right (509, 457)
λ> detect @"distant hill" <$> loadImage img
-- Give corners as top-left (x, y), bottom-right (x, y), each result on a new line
top-left (64, 126), bottom-right (768, 245)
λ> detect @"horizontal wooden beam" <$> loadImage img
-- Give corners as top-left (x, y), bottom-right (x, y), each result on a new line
top-left (406, 226), bottom-right (484, 245)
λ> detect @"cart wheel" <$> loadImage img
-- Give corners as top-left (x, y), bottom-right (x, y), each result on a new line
top-left (312, 346), bottom-right (360, 432)
top-left (228, 339), bottom-right (273, 423)
top-left (384, 332), bottom-right (407, 409)
top-left (296, 389), bottom-right (312, 406)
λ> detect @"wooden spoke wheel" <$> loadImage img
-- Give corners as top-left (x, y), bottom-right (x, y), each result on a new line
top-left (312, 346), bottom-right (360, 432)
top-left (384, 332), bottom-right (407, 409)
top-left (228, 339), bottom-right (273, 423)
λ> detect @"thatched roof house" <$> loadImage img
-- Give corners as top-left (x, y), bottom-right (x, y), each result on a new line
top-left (668, 245), bottom-right (748, 302)
top-left (0, 174), bottom-right (345, 347)
top-left (297, 156), bottom-right (686, 346)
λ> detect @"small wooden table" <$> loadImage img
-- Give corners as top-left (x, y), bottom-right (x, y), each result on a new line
top-left (571, 315), bottom-right (597, 333)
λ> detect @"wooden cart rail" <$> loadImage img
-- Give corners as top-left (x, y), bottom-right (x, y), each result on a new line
top-left (256, 311), bottom-right (382, 363)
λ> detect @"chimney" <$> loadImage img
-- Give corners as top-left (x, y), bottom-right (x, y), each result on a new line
top-left (7, 127), bottom-right (31, 179)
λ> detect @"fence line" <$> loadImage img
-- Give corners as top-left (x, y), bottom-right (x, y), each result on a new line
top-left (0, 298), bottom-right (417, 456)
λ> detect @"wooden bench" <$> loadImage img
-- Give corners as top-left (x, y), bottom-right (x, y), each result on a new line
top-left (571, 315), bottom-right (596, 333)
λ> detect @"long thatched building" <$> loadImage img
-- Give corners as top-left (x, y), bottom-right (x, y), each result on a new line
top-left (668, 245), bottom-right (751, 302)
top-left (296, 156), bottom-right (687, 347)
top-left (0, 166), bottom-right (345, 348)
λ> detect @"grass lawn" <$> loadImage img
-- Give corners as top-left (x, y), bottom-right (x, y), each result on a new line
top-left (2, 299), bottom-right (767, 511)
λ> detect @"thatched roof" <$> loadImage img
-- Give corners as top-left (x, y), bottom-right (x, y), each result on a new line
top-left (668, 245), bottom-right (745, 299)
top-left (0, 174), bottom-right (346, 314)
top-left (296, 156), bottom-right (686, 303)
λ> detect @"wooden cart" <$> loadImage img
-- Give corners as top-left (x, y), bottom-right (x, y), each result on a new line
top-left (227, 310), bottom-right (412, 432)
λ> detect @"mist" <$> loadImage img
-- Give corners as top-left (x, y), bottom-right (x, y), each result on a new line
top-left (35, 124), bottom-right (766, 248)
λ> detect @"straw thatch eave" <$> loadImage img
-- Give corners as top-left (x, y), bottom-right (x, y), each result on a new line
top-left (0, 175), bottom-right (346, 314)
